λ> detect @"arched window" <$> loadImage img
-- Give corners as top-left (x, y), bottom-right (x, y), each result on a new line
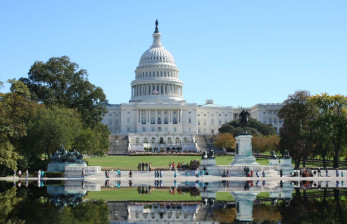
top-left (168, 138), bottom-right (172, 144)
top-left (143, 138), bottom-right (148, 143)
top-left (183, 138), bottom-right (188, 143)
top-left (151, 137), bottom-right (155, 144)
top-left (136, 138), bottom-right (139, 143)
top-left (175, 138), bottom-right (180, 143)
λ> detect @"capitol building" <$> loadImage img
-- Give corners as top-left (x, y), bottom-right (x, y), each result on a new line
top-left (102, 21), bottom-right (283, 153)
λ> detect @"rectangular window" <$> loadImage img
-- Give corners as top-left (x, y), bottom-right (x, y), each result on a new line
top-left (188, 118), bottom-right (191, 123)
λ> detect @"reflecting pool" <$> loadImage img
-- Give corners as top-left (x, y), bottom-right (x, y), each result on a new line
top-left (1, 180), bottom-right (346, 223)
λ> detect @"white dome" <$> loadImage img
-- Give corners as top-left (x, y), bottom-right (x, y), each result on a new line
top-left (136, 31), bottom-right (177, 69)
top-left (139, 47), bottom-right (176, 65)
top-left (130, 22), bottom-right (184, 103)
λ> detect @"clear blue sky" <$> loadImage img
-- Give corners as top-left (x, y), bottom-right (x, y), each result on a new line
top-left (1, 1), bottom-right (346, 107)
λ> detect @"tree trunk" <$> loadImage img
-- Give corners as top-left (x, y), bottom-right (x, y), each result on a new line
top-left (295, 188), bottom-right (301, 199)
top-left (302, 157), bottom-right (306, 167)
top-left (322, 154), bottom-right (326, 169)
top-left (333, 139), bottom-right (341, 168)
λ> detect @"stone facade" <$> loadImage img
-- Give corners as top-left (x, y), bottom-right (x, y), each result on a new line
top-left (101, 22), bottom-right (283, 152)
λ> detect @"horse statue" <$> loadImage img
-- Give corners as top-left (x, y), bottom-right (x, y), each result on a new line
top-left (239, 109), bottom-right (250, 133)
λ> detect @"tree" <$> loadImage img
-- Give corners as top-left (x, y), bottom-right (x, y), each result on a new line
top-left (309, 94), bottom-right (347, 168)
top-left (219, 118), bottom-right (277, 136)
top-left (0, 79), bottom-right (36, 171)
top-left (252, 135), bottom-right (280, 154)
top-left (24, 106), bottom-right (83, 157)
top-left (278, 90), bottom-right (314, 168)
top-left (20, 56), bottom-right (107, 128)
top-left (20, 56), bottom-right (110, 155)
top-left (213, 133), bottom-right (236, 150)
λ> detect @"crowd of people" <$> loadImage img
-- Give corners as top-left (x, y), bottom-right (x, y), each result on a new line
top-left (243, 166), bottom-right (265, 177)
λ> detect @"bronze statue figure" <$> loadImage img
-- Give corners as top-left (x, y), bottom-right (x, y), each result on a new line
top-left (239, 109), bottom-right (250, 133)
top-left (154, 19), bottom-right (159, 33)
top-left (283, 150), bottom-right (290, 159)
top-left (271, 150), bottom-right (278, 159)
top-left (202, 151), bottom-right (208, 159)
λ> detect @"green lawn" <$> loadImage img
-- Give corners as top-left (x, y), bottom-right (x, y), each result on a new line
top-left (85, 188), bottom-right (202, 201)
top-left (86, 154), bottom-right (345, 170)
top-left (86, 155), bottom-right (201, 170)
top-left (85, 188), bottom-right (242, 202)
top-left (85, 188), bottom-right (272, 202)
top-left (85, 155), bottom-right (274, 170)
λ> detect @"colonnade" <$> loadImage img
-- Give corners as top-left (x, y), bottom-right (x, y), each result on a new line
top-left (136, 109), bottom-right (182, 125)
top-left (136, 70), bottom-right (178, 79)
top-left (131, 84), bottom-right (182, 97)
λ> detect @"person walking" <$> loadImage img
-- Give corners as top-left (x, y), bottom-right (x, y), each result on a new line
top-left (18, 170), bottom-right (22, 178)
top-left (160, 169), bottom-right (163, 178)
top-left (13, 170), bottom-right (16, 178)
top-left (149, 163), bottom-right (152, 172)
top-left (336, 168), bottom-right (340, 177)
top-left (262, 170), bottom-right (266, 177)
top-left (117, 168), bottom-right (121, 177)
top-left (256, 170), bottom-right (259, 177)
top-left (26, 169), bottom-right (29, 179)
top-left (174, 170), bottom-right (177, 178)
top-left (38, 170), bottom-right (41, 179)
top-left (129, 170), bottom-right (133, 178)
top-left (81, 168), bottom-right (85, 179)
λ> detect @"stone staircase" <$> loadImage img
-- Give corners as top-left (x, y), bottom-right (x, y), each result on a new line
top-left (195, 134), bottom-right (223, 155)
top-left (108, 135), bottom-right (129, 155)
top-left (194, 135), bottom-right (210, 152)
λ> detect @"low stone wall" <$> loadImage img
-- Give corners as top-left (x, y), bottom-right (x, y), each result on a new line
top-left (64, 166), bottom-right (101, 177)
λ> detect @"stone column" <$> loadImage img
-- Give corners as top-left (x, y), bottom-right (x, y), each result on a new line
top-left (147, 109), bottom-right (150, 123)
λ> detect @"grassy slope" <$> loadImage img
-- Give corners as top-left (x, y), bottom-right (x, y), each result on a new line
top-left (85, 189), bottom-right (270, 202)
top-left (85, 188), bottom-right (201, 201)
top-left (86, 155), bottom-right (271, 170)
top-left (86, 155), bottom-right (201, 170)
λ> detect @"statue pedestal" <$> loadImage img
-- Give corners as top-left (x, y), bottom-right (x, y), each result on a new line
top-left (201, 158), bottom-right (216, 166)
top-left (269, 158), bottom-right (293, 176)
top-left (232, 192), bottom-right (257, 222)
top-left (47, 162), bottom-right (87, 172)
top-left (231, 135), bottom-right (258, 165)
